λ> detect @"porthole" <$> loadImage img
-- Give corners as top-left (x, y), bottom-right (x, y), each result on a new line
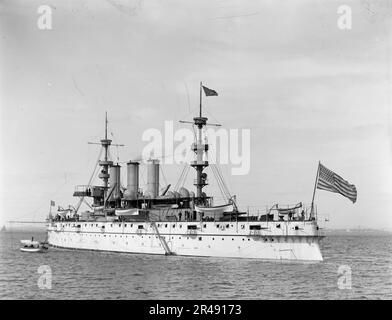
top-left (198, 237), bottom-right (202, 241)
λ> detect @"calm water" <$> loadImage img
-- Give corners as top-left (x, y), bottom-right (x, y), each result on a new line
top-left (0, 230), bottom-right (391, 299)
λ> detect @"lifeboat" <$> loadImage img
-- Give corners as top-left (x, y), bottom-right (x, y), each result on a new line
top-left (195, 203), bottom-right (234, 214)
top-left (115, 208), bottom-right (139, 216)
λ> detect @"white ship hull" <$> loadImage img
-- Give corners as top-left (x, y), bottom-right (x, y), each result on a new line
top-left (47, 220), bottom-right (324, 261)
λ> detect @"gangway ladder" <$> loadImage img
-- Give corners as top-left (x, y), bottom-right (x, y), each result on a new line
top-left (151, 222), bottom-right (175, 256)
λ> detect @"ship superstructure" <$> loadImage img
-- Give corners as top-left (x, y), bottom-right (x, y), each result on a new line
top-left (47, 83), bottom-right (325, 261)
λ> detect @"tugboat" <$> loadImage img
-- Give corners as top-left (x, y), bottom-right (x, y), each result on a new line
top-left (46, 83), bottom-right (327, 261)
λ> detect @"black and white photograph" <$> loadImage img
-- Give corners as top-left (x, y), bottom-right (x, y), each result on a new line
top-left (0, 0), bottom-right (391, 305)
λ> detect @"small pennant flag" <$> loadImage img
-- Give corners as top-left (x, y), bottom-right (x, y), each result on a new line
top-left (317, 163), bottom-right (357, 203)
top-left (202, 85), bottom-right (218, 96)
top-left (50, 200), bottom-right (55, 207)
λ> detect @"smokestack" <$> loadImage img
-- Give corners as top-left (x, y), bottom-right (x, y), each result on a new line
top-left (124, 161), bottom-right (139, 200)
top-left (109, 164), bottom-right (121, 200)
top-left (147, 159), bottom-right (159, 198)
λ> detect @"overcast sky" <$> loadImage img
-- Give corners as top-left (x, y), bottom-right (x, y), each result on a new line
top-left (1, 0), bottom-right (391, 229)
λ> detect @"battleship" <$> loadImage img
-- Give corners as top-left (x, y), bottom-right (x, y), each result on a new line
top-left (47, 83), bottom-right (325, 261)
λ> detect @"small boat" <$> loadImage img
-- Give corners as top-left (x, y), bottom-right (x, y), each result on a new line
top-left (195, 203), bottom-right (234, 214)
top-left (20, 238), bottom-right (49, 253)
top-left (115, 208), bottom-right (139, 216)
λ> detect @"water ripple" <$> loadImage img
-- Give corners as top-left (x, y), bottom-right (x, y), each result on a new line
top-left (1, 231), bottom-right (391, 299)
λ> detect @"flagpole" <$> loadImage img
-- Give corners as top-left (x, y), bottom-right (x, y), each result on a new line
top-left (310, 161), bottom-right (321, 219)
top-left (199, 81), bottom-right (202, 117)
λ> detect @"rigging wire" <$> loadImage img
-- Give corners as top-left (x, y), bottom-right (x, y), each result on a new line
top-left (160, 165), bottom-right (168, 187)
top-left (205, 129), bottom-right (232, 197)
top-left (210, 164), bottom-right (229, 202)
top-left (173, 164), bottom-right (188, 191)
top-left (14, 146), bottom-right (102, 222)
top-left (206, 148), bottom-right (233, 203)
top-left (110, 131), bottom-right (121, 163)
top-left (180, 165), bottom-right (191, 190)
top-left (214, 163), bottom-right (231, 199)
top-left (75, 147), bottom-right (103, 213)
top-left (204, 107), bottom-right (223, 127)
top-left (210, 165), bottom-right (225, 200)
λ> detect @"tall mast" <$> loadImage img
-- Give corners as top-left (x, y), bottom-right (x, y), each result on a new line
top-left (105, 111), bottom-right (108, 140)
top-left (98, 112), bottom-right (113, 200)
top-left (191, 82), bottom-right (209, 203)
top-left (180, 83), bottom-right (220, 204)
top-left (199, 81), bottom-right (202, 117)
top-left (86, 112), bottom-right (124, 207)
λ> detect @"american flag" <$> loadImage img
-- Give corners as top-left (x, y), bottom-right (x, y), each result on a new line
top-left (317, 163), bottom-right (357, 203)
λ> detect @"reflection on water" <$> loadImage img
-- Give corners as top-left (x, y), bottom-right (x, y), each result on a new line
top-left (0, 231), bottom-right (391, 299)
